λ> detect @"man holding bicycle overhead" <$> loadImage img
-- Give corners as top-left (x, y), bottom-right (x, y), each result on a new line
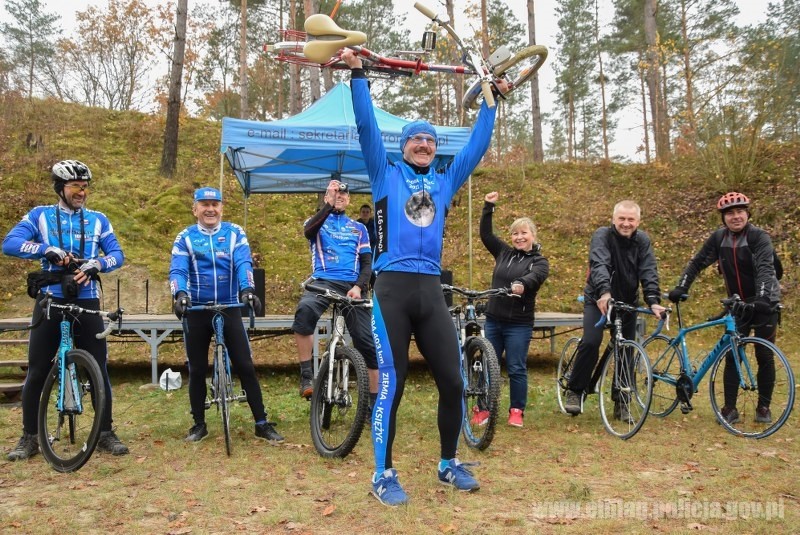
top-left (342, 48), bottom-right (502, 506)
top-left (292, 179), bottom-right (377, 404)
top-left (169, 187), bottom-right (283, 444)
top-left (2, 159), bottom-right (129, 460)
top-left (563, 200), bottom-right (665, 420)
top-left (668, 192), bottom-right (782, 425)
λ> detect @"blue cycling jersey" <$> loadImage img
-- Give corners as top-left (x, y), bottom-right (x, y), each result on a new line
top-left (307, 211), bottom-right (371, 282)
top-left (169, 222), bottom-right (255, 304)
top-left (350, 76), bottom-right (497, 275)
top-left (2, 203), bottom-right (124, 299)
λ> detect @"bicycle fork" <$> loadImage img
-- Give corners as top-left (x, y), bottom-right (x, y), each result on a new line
top-left (325, 314), bottom-right (348, 402)
top-left (57, 322), bottom-right (83, 415)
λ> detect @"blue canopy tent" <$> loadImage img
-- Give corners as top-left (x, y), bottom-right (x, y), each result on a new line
top-left (219, 82), bottom-right (471, 195)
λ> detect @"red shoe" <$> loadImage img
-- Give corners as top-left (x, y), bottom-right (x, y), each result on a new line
top-left (470, 406), bottom-right (490, 426)
top-left (508, 408), bottom-right (524, 428)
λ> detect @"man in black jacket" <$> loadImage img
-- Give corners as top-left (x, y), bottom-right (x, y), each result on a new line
top-left (564, 200), bottom-right (665, 420)
top-left (667, 192), bottom-right (781, 424)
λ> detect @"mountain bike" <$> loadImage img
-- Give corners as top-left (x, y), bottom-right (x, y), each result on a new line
top-left (266, 1), bottom-right (548, 109)
top-left (302, 279), bottom-right (370, 458)
top-left (556, 299), bottom-right (663, 440)
top-left (442, 284), bottom-right (516, 451)
top-left (645, 294), bottom-right (794, 439)
top-left (36, 292), bottom-right (123, 472)
top-left (183, 303), bottom-right (252, 456)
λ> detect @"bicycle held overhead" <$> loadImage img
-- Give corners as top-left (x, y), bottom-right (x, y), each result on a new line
top-left (266, 1), bottom-right (548, 109)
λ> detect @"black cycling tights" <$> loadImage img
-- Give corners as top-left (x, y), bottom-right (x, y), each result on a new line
top-left (183, 309), bottom-right (266, 424)
top-left (371, 272), bottom-right (463, 472)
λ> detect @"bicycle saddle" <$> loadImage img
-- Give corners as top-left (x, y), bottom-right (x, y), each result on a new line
top-left (303, 14), bottom-right (367, 64)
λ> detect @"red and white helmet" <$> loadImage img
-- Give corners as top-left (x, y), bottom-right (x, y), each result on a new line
top-left (716, 191), bottom-right (750, 212)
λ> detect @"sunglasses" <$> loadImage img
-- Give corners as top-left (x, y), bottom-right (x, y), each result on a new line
top-left (65, 183), bottom-right (90, 192)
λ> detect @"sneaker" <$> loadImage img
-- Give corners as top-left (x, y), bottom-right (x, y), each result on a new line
top-left (7, 432), bottom-right (39, 461)
top-left (255, 421), bottom-right (285, 443)
top-left (299, 375), bottom-right (313, 399)
top-left (755, 406), bottom-right (772, 424)
top-left (97, 430), bottom-right (129, 456)
top-left (508, 408), bottom-right (524, 428)
top-left (371, 468), bottom-right (408, 507)
top-left (470, 406), bottom-right (490, 426)
top-left (614, 402), bottom-right (634, 424)
top-left (185, 422), bottom-right (208, 442)
top-left (720, 406), bottom-right (740, 424)
top-left (564, 390), bottom-right (582, 415)
top-left (438, 458), bottom-right (480, 492)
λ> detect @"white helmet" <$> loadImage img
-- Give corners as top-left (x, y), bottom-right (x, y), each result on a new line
top-left (52, 160), bottom-right (92, 182)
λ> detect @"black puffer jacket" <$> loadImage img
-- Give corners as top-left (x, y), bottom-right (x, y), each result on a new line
top-left (583, 225), bottom-right (661, 307)
top-left (480, 202), bottom-right (550, 324)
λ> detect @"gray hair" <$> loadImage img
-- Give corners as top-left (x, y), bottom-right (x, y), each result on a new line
top-left (612, 200), bottom-right (641, 219)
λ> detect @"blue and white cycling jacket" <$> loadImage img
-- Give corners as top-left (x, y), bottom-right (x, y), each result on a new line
top-left (2, 204), bottom-right (124, 299)
top-left (307, 211), bottom-right (371, 283)
top-left (350, 75), bottom-right (497, 275)
top-left (169, 222), bottom-right (255, 304)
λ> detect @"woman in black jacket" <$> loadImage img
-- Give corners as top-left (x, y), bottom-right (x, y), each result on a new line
top-left (477, 191), bottom-right (550, 428)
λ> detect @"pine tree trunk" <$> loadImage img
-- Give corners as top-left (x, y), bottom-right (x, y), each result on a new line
top-left (160, 0), bottom-right (188, 178)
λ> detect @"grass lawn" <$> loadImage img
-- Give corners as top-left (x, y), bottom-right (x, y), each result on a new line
top-left (1, 350), bottom-right (797, 534)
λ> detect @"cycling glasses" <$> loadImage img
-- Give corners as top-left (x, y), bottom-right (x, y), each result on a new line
top-left (64, 183), bottom-right (90, 192)
top-left (409, 135), bottom-right (437, 146)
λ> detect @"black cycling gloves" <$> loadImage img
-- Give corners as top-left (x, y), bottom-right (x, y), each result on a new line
top-left (240, 288), bottom-right (263, 315)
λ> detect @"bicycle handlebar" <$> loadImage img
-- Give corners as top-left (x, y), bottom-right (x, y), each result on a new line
top-left (441, 284), bottom-right (518, 300)
top-left (184, 302), bottom-right (256, 329)
top-left (302, 279), bottom-right (372, 308)
top-left (37, 292), bottom-right (124, 339)
top-left (594, 299), bottom-right (670, 337)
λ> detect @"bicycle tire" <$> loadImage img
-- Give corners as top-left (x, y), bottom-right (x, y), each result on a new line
top-left (462, 44), bottom-right (548, 109)
top-left (644, 334), bottom-right (681, 417)
top-left (709, 337), bottom-right (795, 439)
top-left (461, 337), bottom-right (501, 450)
top-left (310, 346), bottom-right (369, 458)
top-left (556, 336), bottom-right (581, 414)
top-left (38, 349), bottom-right (106, 473)
top-left (215, 345), bottom-right (232, 456)
top-left (598, 340), bottom-right (652, 440)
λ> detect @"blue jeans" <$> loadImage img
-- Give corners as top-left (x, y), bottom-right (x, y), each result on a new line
top-left (484, 319), bottom-right (533, 411)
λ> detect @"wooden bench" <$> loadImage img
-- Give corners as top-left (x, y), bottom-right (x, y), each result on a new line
top-left (0, 359), bottom-right (28, 402)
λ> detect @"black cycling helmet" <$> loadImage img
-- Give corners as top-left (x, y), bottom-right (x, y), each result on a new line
top-left (716, 191), bottom-right (750, 212)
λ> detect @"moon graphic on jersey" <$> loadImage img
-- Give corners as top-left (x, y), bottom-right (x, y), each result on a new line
top-left (404, 191), bottom-right (436, 227)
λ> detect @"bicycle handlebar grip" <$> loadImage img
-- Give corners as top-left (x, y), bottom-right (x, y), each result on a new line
top-left (414, 2), bottom-right (437, 20)
top-left (594, 315), bottom-right (607, 329)
top-left (96, 322), bottom-right (115, 339)
top-left (481, 80), bottom-right (496, 108)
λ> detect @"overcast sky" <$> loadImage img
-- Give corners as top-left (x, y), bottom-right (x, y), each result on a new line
top-left (2, 0), bottom-right (768, 161)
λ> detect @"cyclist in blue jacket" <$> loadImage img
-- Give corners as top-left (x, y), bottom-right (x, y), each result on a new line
top-left (292, 180), bottom-right (377, 403)
top-left (342, 48), bottom-right (501, 506)
top-left (3, 160), bottom-right (128, 460)
top-left (169, 187), bottom-right (283, 444)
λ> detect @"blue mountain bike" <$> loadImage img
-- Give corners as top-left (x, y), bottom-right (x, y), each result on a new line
top-left (37, 292), bottom-right (123, 472)
top-left (182, 302), bottom-right (252, 456)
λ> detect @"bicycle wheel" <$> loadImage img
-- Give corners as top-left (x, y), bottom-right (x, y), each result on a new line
top-left (215, 345), bottom-right (232, 456)
top-left (644, 334), bottom-right (681, 417)
top-left (598, 340), bottom-right (652, 440)
top-left (461, 337), bottom-right (501, 450)
top-left (556, 336), bottom-right (581, 414)
top-left (310, 346), bottom-right (369, 458)
top-left (709, 337), bottom-right (795, 439)
top-left (38, 349), bottom-right (106, 472)
top-left (463, 44), bottom-right (548, 109)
